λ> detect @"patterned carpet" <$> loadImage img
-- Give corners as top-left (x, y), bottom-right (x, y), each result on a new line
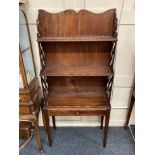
top-left (20, 127), bottom-right (135, 155)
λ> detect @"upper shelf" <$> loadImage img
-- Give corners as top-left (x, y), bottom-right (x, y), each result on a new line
top-left (40, 65), bottom-right (113, 76)
top-left (37, 36), bottom-right (117, 42)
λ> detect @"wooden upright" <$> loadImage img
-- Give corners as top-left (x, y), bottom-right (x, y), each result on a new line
top-left (37, 9), bottom-right (118, 147)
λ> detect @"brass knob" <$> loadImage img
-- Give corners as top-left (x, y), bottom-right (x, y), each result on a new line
top-left (75, 112), bottom-right (79, 115)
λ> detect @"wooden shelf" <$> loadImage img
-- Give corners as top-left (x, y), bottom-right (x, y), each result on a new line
top-left (37, 36), bottom-right (117, 42)
top-left (40, 65), bottom-right (113, 76)
top-left (46, 92), bottom-right (109, 107)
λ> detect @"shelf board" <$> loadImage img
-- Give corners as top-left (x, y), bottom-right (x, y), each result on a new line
top-left (46, 92), bottom-right (109, 107)
top-left (40, 65), bottom-right (113, 76)
top-left (37, 36), bottom-right (117, 42)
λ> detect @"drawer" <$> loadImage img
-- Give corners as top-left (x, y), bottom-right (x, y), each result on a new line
top-left (19, 95), bottom-right (40, 115)
top-left (19, 94), bottom-right (31, 102)
top-left (19, 104), bottom-right (32, 114)
top-left (19, 87), bottom-right (40, 102)
top-left (19, 88), bottom-right (42, 115)
top-left (47, 108), bottom-right (108, 116)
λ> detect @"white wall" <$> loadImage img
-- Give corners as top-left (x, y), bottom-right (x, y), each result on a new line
top-left (25, 0), bottom-right (135, 126)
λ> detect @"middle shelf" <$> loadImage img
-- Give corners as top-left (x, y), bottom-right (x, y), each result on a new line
top-left (40, 65), bottom-right (113, 76)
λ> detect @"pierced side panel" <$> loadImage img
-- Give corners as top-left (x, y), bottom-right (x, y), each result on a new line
top-left (41, 76), bottom-right (48, 103)
top-left (37, 9), bottom-right (117, 37)
top-left (110, 42), bottom-right (117, 68)
top-left (105, 76), bottom-right (113, 101)
top-left (38, 43), bottom-right (45, 68)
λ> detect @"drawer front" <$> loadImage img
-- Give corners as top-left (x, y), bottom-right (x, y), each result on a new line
top-left (19, 85), bottom-right (40, 103)
top-left (19, 88), bottom-right (42, 114)
top-left (19, 87), bottom-right (39, 102)
top-left (19, 94), bottom-right (31, 102)
top-left (19, 104), bottom-right (31, 114)
top-left (47, 109), bottom-right (108, 116)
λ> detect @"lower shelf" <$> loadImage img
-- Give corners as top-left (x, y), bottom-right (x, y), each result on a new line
top-left (45, 92), bottom-right (109, 108)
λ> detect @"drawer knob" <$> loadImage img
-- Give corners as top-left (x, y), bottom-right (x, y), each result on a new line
top-left (75, 112), bottom-right (79, 115)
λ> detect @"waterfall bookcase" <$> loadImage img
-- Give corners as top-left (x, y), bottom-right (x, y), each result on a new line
top-left (37, 9), bottom-right (118, 147)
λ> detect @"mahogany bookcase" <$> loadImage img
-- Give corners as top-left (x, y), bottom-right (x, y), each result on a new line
top-left (37, 9), bottom-right (118, 147)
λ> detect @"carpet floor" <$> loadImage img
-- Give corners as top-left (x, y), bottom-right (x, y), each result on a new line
top-left (19, 127), bottom-right (134, 155)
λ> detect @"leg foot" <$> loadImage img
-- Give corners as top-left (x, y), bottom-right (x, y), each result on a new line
top-left (33, 118), bottom-right (42, 151)
top-left (124, 96), bottom-right (134, 129)
top-left (124, 125), bottom-right (128, 130)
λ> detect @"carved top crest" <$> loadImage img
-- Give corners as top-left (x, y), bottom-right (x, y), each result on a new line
top-left (37, 9), bottom-right (117, 37)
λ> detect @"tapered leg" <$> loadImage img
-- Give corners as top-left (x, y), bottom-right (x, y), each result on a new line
top-left (42, 109), bottom-right (47, 132)
top-left (124, 96), bottom-right (134, 129)
top-left (52, 116), bottom-right (56, 129)
top-left (43, 109), bottom-right (52, 146)
top-left (100, 116), bottom-right (104, 129)
top-left (33, 118), bottom-right (43, 152)
top-left (103, 110), bottom-right (110, 147)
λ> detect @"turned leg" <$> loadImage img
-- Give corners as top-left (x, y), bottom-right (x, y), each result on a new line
top-left (43, 109), bottom-right (52, 146)
top-left (52, 116), bottom-right (56, 129)
top-left (33, 117), bottom-right (43, 152)
top-left (100, 116), bottom-right (104, 129)
top-left (124, 96), bottom-right (134, 129)
top-left (103, 110), bottom-right (110, 147)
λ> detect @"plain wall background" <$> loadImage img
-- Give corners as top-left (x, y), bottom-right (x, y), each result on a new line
top-left (21, 0), bottom-right (135, 126)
